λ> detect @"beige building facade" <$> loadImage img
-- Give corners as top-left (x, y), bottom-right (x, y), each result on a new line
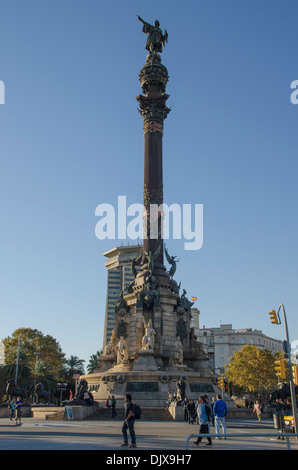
top-left (192, 318), bottom-right (283, 375)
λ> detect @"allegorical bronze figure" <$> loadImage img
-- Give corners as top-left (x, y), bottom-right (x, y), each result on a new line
top-left (137, 15), bottom-right (168, 53)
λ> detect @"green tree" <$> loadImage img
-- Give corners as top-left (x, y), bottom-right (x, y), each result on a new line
top-left (87, 350), bottom-right (102, 374)
top-left (27, 360), bottom-right (57, 398)
top-left (3, 328), bottom-right (65, 377)
top-left (224, 344), bottom-right (281, 402)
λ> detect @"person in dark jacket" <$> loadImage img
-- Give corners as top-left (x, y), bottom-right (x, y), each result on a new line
top-left (121, 394), bottom-right (136, 448)
top-left (183, 397), bottom-right (189, 422)
top-left (274, 398), bottom-right (285, 439)
top-left (187, 399), bottom-right (196, 424)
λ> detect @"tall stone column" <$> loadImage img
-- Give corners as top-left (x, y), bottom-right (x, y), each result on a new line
top-left (136, 52), bottom-right (171, 289)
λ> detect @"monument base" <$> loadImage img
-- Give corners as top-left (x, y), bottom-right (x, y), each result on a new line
top-left (81, 369), bottom-right (222, 409)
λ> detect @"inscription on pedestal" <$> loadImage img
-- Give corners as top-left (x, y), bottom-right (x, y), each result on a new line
top-left (126, 382), bottom-right (159, 393)
top-left (189, 383), bottom-right (215, 393)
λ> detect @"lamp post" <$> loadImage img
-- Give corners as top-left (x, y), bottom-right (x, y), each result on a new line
top-left (14, 334), bottom-right (21, 386)
top-left (269, 303), bottom-right (298, 435)
top-left (33, 352), bottom-right (41, 404)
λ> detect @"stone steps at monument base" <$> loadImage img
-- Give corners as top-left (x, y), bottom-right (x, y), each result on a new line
top-left (85, 407), bottom-right (174, 421)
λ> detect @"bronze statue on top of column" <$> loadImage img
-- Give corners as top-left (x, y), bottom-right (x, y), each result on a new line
top-left (137, 16), bottom-right (168, 54)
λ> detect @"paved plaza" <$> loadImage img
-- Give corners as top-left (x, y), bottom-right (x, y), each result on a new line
top-left (0, 417), bottom-right (297, 451)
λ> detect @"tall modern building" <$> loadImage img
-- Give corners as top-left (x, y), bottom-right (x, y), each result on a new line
top-left (102, 244), bottom-right (143, 349)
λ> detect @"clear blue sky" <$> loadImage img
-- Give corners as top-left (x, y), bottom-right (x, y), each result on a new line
top-left (0, 0), bottom-right (297, 367)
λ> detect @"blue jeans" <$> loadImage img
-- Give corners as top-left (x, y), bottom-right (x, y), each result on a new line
top-left (215, 416), bottom-right (226, 436)
top-left (122, 419), bottom-right (136, 445)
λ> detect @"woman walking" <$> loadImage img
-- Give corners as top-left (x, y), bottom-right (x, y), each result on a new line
top-left (193, 396), bottom-right (212, 446)
top-left (253, 400), bottom-right (262, 422)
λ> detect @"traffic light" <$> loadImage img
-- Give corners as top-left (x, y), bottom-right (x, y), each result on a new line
top-left (274, 359), bottom-right (287, 380)
top-left (269, 310), bottom-right (279, 324)
top-left (217, 377), bottom-right (224, 388)
top-left (292, 365), bottom-right (298, 385)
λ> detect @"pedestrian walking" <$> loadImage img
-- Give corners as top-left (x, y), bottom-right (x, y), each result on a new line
top-left (204, 395), bottom-right (213, 429)
top-left (121, 394), bottom-right (137, 448)
top-left (211, 397), bottom-right (216, 426)
top-left (111, 395), bottom-right (117, 418)
top-left (213, 394), bottom-right (227, 439)
top-left (15, 396), bottom-right (23, 425)
top-left (253, 400), bottom-right (262, 422)
top-left (193, 396), bottom-right (212, 446)
top-left (9, 397), bottom-right (16, 421)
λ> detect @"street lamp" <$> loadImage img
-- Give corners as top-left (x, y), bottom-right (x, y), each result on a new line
top-left (14, 334), bottom-right (21, 386)
top-left (269, 303), bottom-right (298, 435)
top-left (33, 352), bottom-right (41, 404)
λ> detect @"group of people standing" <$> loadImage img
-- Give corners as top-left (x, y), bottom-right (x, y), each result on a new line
top-left (273, 397), bottom-right (292, 439)
top-left (106, 395), bottom-right (117, 418)
top-left (182, 394), bottom-right (228, 446)
top-left (8, 396), bottom-right (23, 425)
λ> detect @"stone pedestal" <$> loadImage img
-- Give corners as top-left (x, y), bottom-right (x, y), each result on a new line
top-left (83, 369), bottom-right (218, 409)
top-left (87, 282), bottom-right (215, 409)
top-left (133, 349), bottom-right (158, 371)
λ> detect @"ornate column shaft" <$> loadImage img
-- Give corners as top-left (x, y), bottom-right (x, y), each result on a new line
top-left (136, 52), bottom-right (171, 288)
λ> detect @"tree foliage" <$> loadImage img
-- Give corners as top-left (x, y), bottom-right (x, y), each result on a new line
top-left (224, 345), bottom-right (282, 401)
top-left (61, 355), bottom-right (85, 381)
top-left (3, 328), bottom-right (65, 377)
top-left (87, 350), bottom-right (102, 374)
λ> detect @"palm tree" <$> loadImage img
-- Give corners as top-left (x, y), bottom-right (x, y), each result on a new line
top-left (62, 356), bottom-right (85, 381)
top-left (26, 360), bottom-right (57, 398)
top-left (1, 349), bottom-right (31, 387)
top-left (87, 350), bottom-right (102, 374)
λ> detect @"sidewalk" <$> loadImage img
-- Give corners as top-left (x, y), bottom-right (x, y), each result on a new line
top-left (0, 417), bottom-right (297, 450)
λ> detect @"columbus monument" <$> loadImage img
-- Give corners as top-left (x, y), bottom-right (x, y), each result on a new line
top-left (84, 17), bottom-right (216, 409)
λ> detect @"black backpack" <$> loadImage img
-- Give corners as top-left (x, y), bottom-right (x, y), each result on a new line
top-left (133, 404), bottom-right (141, 419)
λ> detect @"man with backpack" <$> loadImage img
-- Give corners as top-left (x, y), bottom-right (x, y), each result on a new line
top-left (121, 394), bottom-right (137, 448)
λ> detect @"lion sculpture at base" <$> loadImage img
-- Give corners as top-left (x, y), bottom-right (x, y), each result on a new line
top-left (34, 383), bottom-right (52, 405)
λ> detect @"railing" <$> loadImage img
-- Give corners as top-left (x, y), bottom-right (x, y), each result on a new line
top-left (185, 432), bottom-right (298, 450)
